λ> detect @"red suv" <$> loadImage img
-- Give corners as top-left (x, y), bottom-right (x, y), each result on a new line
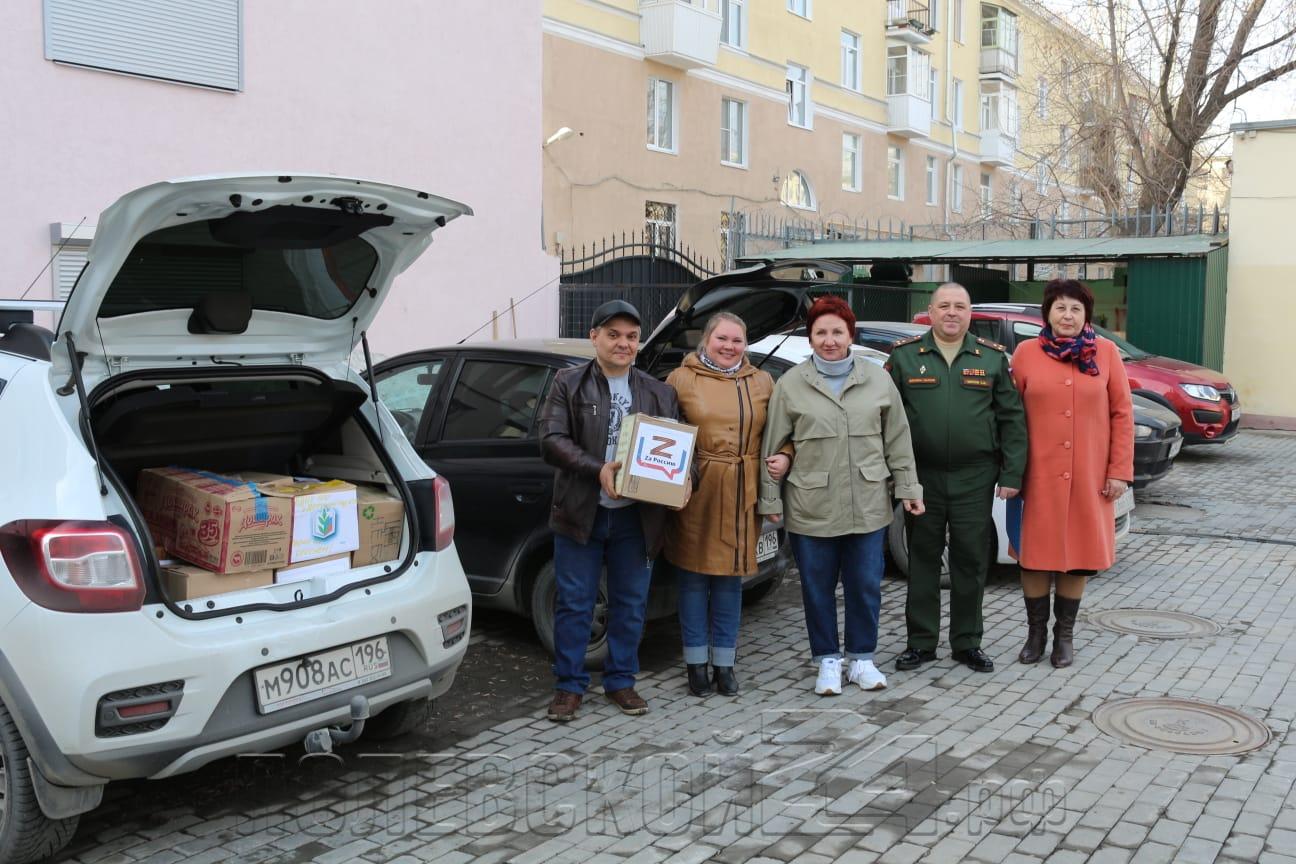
top-left (913, 303), bottom-right (1241, 445)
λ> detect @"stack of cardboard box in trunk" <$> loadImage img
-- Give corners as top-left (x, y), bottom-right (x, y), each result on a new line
top-left (136, 468), bottom-right (405, 601)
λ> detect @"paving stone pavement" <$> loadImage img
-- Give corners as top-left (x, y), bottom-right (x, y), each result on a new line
top-left (50, 431), bottom-right (1296, 863)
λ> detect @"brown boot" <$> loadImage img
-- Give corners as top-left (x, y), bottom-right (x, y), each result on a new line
top-left (1051, 596), bottom-right (1081, 668)
top-left (547, 690), bottom-right (582, 722)
top-left (1018, 595), bottom-right (1051, 664)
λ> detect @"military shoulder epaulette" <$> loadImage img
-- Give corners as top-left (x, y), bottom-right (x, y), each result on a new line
top-left (892, 335), bottom-right (923, 349)
top-left (975, 336), bottom-right (1007, 352)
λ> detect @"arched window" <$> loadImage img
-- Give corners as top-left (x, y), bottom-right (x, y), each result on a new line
top-left (781, 170), bottom-right (816, 210)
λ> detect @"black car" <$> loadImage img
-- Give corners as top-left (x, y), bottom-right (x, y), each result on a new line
top-left (375, 259), bottom-right (841, 666)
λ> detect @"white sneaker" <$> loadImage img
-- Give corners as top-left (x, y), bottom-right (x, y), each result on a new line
top-left (814, 657), bottom-right (843, 695)
top-left (847, 659), bottom-right (887, 691)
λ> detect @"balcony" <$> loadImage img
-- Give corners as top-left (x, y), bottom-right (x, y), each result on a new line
top-left (640, 0), bottom-right (722, 69)
top-left (979, 129), bottom-right (1015, 167)
top-left (886, 0), bottom-right (934, 45)
top-left (888, 93), bottom-right (932, 138)
top-left (980, 45), bottom-right (1018, 79)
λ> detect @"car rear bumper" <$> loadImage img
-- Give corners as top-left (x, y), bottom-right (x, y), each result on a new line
top-left (1, 552), bottom-right (470, 785)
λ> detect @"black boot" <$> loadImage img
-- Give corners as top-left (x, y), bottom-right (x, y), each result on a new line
top-left (1051, 596), bottom-right (1081, 668)
top-left (686, 663), bottom-right (711, 697)
top-left (1018, 595), bottom-right (1051, 665)
top-left (712, 666), bottom-right (739, 696)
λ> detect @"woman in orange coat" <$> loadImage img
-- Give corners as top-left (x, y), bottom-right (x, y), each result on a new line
top-left (1010, 279), bottom-right (1133, 668)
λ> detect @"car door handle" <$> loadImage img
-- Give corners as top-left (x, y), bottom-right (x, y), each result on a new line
top-left (508, 483), bottom-right (546, 504)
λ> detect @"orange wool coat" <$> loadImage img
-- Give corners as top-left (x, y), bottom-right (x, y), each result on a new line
top-left (1010, 337), bottom-right (1134, 572)
top-left (664, 354), bottom-right (774, 577)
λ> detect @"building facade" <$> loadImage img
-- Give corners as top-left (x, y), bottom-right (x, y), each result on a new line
top-left (1, 0), bottom-right (556, 354)
top-left (542, 0), bottom-right (1111, 265)
top-left (1223, 119), bottom-right (1296, 426)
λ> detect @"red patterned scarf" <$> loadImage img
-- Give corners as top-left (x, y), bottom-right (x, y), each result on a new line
top-left (1039, 324), bottom-right (1099, 376)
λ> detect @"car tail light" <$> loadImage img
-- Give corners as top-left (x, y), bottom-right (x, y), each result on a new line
top-left (0, 520), bottom-right (145, 613)
top-left (432, 476), bottom-right (455, 551)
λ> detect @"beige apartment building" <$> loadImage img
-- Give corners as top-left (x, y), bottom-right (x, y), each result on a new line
top-left (542, 0), bottom-right (1110, 266)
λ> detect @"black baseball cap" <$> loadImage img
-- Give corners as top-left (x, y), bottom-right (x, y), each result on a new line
top-left (590, 299), bottom-right (642, 330)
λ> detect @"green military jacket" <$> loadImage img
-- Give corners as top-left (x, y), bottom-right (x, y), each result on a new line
top-left (886, 329), bottom-right (1027, 489)
top-left (759, 356), bottom-right (922, 537)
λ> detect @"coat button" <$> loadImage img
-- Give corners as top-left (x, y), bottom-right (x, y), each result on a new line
top-left (1065, 409), bottom-right (1072, 417)
top-left (1064, 441), bottom-right (1072, 449)
top-left (1063, 472), bottom-right (1071, 480)
top-left (1064, 378), bottom-right (1073, 386)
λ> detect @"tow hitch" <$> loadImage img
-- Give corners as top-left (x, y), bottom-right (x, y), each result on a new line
top-left (303, 694), bottom-right (370, 754)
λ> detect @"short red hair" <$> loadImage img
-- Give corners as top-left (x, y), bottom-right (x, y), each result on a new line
top-left (806, 295), bottom-right (856, 334)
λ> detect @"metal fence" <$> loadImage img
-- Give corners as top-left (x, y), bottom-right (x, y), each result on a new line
top-left (557, 234), bottom-right (718, 338)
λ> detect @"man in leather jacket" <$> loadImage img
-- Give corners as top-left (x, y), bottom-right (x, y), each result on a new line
top-left (539, 300), bottom-right (683, 722)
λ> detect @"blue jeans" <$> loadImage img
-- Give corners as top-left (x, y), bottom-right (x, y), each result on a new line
top-left (552, 505), bottom-right (653, 694)
top-left (676, 568), bottom-right (742, 667)
top-left (789, 529), bottom-right (886, 662)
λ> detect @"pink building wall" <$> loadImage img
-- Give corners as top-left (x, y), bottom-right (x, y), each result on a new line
top-left (0, 0), bottom-right (558, 355)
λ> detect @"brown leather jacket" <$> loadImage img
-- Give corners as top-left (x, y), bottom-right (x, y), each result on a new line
top-left (539, 359), bottom-right (681, 553)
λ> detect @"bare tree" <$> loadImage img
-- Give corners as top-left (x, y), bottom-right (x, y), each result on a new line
top-left (1099, 0), bottom-right (1296, 212)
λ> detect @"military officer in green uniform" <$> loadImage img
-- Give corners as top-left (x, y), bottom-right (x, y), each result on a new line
top-left (887, 283), bottom-right (1027, 673)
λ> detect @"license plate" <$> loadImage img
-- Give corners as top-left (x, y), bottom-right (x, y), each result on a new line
top-left (254, 636), bottom-right (391, 714)
top-left (756, 531), bottom-right (779, 563)
top-left (1169, 438), bottom-right (1183, 459)
top-left (1232, 406), bottom-right (1242, 421)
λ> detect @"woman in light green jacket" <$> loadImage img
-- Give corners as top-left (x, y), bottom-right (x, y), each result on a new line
top-left (760, 296), bottom-right (924, 696)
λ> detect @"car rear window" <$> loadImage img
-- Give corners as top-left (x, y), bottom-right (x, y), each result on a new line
top-left (98, 208), bottom-right (382, 320)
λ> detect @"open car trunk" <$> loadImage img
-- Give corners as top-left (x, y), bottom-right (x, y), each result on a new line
top-left (89, 367), bottom-right (414, 616)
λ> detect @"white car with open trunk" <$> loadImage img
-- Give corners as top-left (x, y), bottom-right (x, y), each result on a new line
top-left (0, 174), bottom-right (473, 863)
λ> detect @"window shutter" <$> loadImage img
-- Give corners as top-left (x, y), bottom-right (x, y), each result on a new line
top-left (53, 249), bottom-right (88, 302)
top-left (44, 0), bottom-right (242, 91)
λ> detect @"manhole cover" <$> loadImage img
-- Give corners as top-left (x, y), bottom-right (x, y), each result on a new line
top-left (1087, 609), bottom-right (1221, 639)
top-left (1092, 698), bottom-right (1271, 755)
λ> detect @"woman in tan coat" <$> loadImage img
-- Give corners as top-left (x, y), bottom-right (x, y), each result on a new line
top-left (665, 312), bottom-right (782, 698)
top-left (1011, 279), bottom-right (1134, 668)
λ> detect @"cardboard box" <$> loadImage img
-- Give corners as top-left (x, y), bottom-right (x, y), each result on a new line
top-left (169, 471), bottom-right (291, 574)
top-left (135, 466), bottom-right (190, 550)
top-left (352, 485), bottom-right (406, 566)
top-left (274, 552), bottom-right (351, 585)
top-left (160, 562), bottom-right (273, 601)
top-left (254, 478), bottom-right (359, 564)
top-left (611, 413), bottom-right (697, 508)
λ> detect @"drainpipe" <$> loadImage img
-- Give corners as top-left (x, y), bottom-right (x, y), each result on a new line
top-left (943, 0), bottom-right (958, 239)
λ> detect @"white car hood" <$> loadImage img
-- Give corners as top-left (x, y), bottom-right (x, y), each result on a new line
top-left (52, 173), bottom-right (470, 384)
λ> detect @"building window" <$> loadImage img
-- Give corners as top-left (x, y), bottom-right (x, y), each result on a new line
top-left (887, 46), bottom-right (931, 99)
top-left (980, 81), bottom-right (1018, 138)
top-left (981, 5), bottom-right (1019, 70)
top-left (787, 0), bottom-right (810, 18)
top-left (926, 156), bottom-right (939, 205)
top-left (842, 133), bottom-right (861, 191)
top-left (1036, 160), bottom-right (1048, 193)
top-left (980, 172), bottom-right (992, 216)
top-left (721, 97), bottom-right (747, 166)
top-left (1059, 125), bottom-right (1071, 168)
top-left (930, 0), bottom-right (941, 29)
top-left (645, 201), bottom-right (677, 247)
top-left (43, 0), bottom-right (243, 91)
top-left (780, 170), bottom-right (816, 210)
top-left (787, 64), bottom-right (810, 127)
top-left (952, 164), bottom-right (964, 212)
top-left (952, 78), bottom-right (964, 127)
top-left (1060, 199), bottom-right (1071, 222)
top-left (954, 0), bottom-right (965, 42)
top-left (931, 67), bottom-right (940, 115)
top-left (888, 146), bottom-right (904, 199)
top-left (647, 78), bottom-right (676, 152)
top-left (841, 30), bottom-right (861, 91)
top-left (1037, 77), bottom-right (1049, 119)
top-left (721, 0), bottom-right (746, 49)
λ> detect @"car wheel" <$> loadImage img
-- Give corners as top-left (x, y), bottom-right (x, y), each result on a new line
top-left (0, 699), bottom-right (79, 864)
top-left (530, 560), bottom-right (611, 670)
top-left (741, 567), bottom-right (785, 606)
top-left (363, 697), bottom-right (431, 740)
